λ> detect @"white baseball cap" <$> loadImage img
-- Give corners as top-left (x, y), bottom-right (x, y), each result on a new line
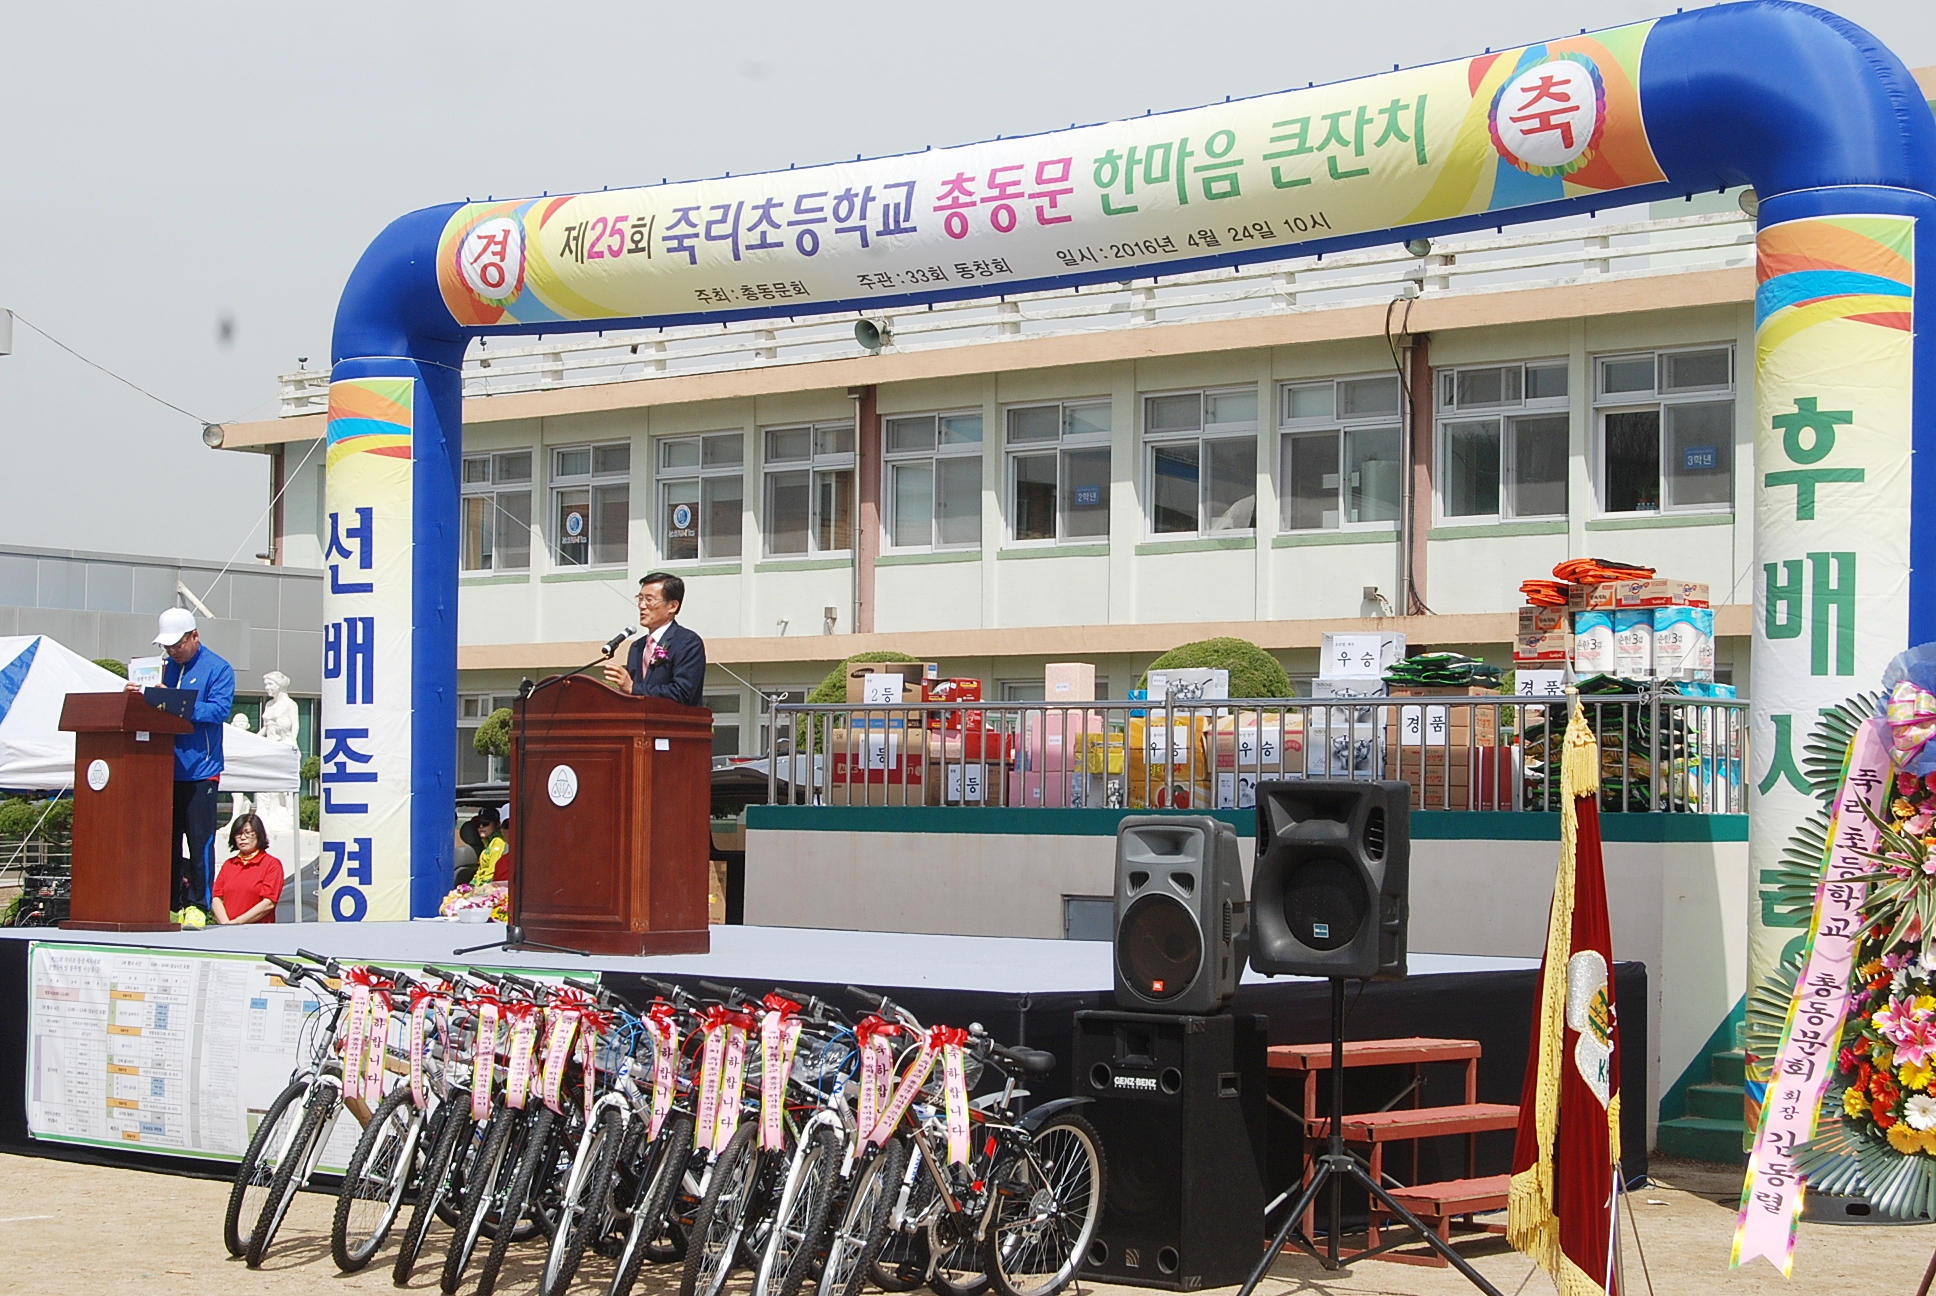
top-left (153, 607), bottom-right (198, 647)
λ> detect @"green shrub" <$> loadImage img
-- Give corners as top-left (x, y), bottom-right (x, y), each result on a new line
top-left (1136, 637), bottom-right (1292, 700)
top-left (0, 795), bottom-right (73, 840)
top-left (300, 796), bottom-right (319, 830)
top-left (300, 755), bottom-right (322, 783)
top-left (93, 657), bottom-right (127, 679)
top-left (475, 707), bottom-right (514, 759)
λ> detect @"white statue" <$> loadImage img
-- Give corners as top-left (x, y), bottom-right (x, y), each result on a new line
top-left (260, 671), bottom-right (299, 747)
top-left (229, 712), bottom-right (251, 731)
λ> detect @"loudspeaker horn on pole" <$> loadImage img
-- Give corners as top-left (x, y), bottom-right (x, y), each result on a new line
top-left (854, 318), bottom-right (892, 351)
top-left (1249, 780), bottom-right (1409, 980)
top-left (1112, 816), bottom-right (1248, 1013)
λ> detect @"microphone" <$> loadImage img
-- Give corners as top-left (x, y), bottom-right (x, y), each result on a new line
top-left (601, 626), bottom-right (638, 658)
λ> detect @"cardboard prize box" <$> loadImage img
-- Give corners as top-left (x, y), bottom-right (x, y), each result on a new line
top-left (1044, 661), bottom-right (1097, 703)
top-left (1127, 714), bottom-right (1213, 810)
top-left (1383, 686), bottom-right (1500, 748)
top-left (1011, 709), bottom-right (1107, 807)
top-left (827, 720), bottom-right (930, 806)
top-left (939, 727), bottom-right (1015, 806)
top-left (1384, 744), bottom-right (1520, 810)
top-left (1071, 730), bottom-right (1129, 809)
top-left (1513, 605), bottom-right (1571, 665)
top-left (927, 677), bottom-right (984, 730)
top-left (1204, 714), bottom-right (1305, 809)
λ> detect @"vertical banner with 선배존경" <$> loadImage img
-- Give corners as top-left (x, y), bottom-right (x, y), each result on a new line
top-left (320, 378), bottom-right (416, 921)
top-left (1747, 214), bottom-right (1916, 1079)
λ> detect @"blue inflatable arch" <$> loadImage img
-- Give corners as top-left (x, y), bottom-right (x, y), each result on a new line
top-left (320, 1), bottom-right (1933, 923)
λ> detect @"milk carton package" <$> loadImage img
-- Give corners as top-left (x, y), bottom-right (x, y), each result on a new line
top-left (1653, 605), bottom-right (1715, 679)
top-left (1612, 610), bottom-right (1654, 679)
top-left (1571, 610), bottom-right (1616, 676)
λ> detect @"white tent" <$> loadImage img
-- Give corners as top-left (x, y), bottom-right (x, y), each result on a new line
top-left (0, 635), bottom-right (300, 792)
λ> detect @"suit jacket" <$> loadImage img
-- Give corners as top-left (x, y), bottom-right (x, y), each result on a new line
top-left (627, 621), bottom-right (706, 708)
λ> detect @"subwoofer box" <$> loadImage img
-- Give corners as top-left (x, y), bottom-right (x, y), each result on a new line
top-left (1073, 1010), bottom-right (1268, 1290)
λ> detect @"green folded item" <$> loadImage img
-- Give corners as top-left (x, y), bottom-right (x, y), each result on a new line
top-left (1383, 652), bottom-right (1504, 687)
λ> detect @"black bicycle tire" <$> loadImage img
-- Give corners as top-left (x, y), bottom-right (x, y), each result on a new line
top-left (609, 1112), bottom-right (695, 1296)
top-left (224, 1076), bottom-right (308, 1258)
top-left (246, 1089), bottom-right (335, 1269)
top-left (980, 1114), bottom-right (1106, 1296)
top-left (442, 1099), bottom-right (520, 1294)
top-left (476, 1104), bottom-right (557, 1296)
top-left (873, 1141), bottom-right (940, 1294)
top-left (927, 1220), bottom-right (990, 1296)
top-left (543, 1105), bottom-right (626, 1296)
top-left (332, 1084), bottom-right (418, 1272)
top-left (769, 1125), bottom-right (843, 1296)
top-left (681, 1120), bottom-right (761, 1296)
top-left (394, 1097), bottom-right (470, 1286)
top-left (819, 1137), bottom-right (906, 1296)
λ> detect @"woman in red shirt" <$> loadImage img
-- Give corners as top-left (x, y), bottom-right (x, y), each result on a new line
top-left (212, 813), bottom-right (284, 925)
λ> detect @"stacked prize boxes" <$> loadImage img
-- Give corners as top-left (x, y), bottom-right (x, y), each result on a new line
top-left (829, 662), bottom-right (935, 806)
top-left (1308, 632), bottom-right (1401, 781)
top-left (1563, 580), bottom-right (1714, 683)
top-left (1011, 663), bottom-right (1103, 808)
top-left (928, 676), bottom-right (1015, 807)
top-left (1128, 668), bottom-right (1227, 810)
top-left (1382, 685), bottom-right (1514, 810)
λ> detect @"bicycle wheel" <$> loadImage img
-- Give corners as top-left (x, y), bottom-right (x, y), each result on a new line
top-left (333, 1084), bottom-right (421, 1271)
top-left (475, 1104), bottom-right (558, 1296)
top-left (609, 1112), bottom-right (695, 1296)
top-left (246, 1089), bottom-right (337, 1268)
top-left (873, 1142), bottom-right (939, 1293)
top-left (442, 1101), bottom-right (524, 1294)
top-left (543, 1105), bottom-right (626, 1296)
top-left (224, 1076), bottom-right (309, 1258)
top-left (817, 1137), bottom-right (906, 1296)
top-left (980, 1114), bottom-right (1105, 1296)
top-left (395, 1097), bottom-right (471, 1286)
top-left (927, 1213), bottom-right (989, 1296)
top-left (760, 1124), bottom-right (842, 1296)
top-left (681, 1120), bottom-right (762, 1296)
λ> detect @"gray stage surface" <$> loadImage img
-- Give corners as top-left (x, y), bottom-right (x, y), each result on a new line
top-left (0, 922), bottom-right (1534, 994)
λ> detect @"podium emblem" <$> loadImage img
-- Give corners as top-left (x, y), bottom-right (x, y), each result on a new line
top-left (85, 759), bottom-right (110, 792)
top-left (547, 764), bottom-right (580, 807)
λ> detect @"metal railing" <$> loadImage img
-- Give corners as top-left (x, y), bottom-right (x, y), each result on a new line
top-left (764, 694), bottom-right (1749, 815)
top-left (276, 210), bottom-right (1752, 416)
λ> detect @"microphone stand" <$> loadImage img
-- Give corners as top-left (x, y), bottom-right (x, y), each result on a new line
top-left (454, 640), bottom-right (630, 958)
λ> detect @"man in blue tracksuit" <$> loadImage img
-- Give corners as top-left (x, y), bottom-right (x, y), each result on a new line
top-left (137, 607), bottom-right (235, 922)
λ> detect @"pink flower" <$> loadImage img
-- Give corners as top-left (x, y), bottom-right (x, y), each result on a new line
top-left (1876, 995), bottom-right (1918, 1037)
top-left (1910, 808), bottom-right (1936, 836)
top-left (1896, 1018), bottom-right (1936, 1070)
top-left (650, 641), bottom-right (671, 665)
top-left (1901, 774), bottom-right (1921, 795)
top-left (1887, 951), bottom-right (1913, 971)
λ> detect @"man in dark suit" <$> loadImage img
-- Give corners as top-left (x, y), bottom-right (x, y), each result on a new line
top-left (603, 571), bottom-right (706, 706)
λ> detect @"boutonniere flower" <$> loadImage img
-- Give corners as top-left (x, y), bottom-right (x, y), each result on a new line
top-left (649, 640), bottom-right (671, 666)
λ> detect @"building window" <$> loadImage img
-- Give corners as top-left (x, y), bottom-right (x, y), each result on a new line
top-left (1278, 376), bottom-right (1403, 531)
top-left (1594, 346), bottom-right (1734, 514)
top-left (1434, 361), bottom-right (1570, 521)
top-left (884, 411), bottom-right (983, 550)
top-left (764, 423), bottom-right (855, 557)
top-left (705, 691), bottom-right (742, 757)
top-left (457, 693), bottom-right (520, 784)
top-left (460, 451), bottom-right (533, 572)
top-left (552, 441), bottom-right (631, 567)
top-left (1143, 388), bottom-right (1258, 535)
top-left (1005, 400), bottom-right (1112, 543)
top-left (657, 433), bottom-right (743, 562)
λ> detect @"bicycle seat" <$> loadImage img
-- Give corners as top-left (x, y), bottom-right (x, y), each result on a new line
top-left (1005, 1046), bottom-right (1056, 1074)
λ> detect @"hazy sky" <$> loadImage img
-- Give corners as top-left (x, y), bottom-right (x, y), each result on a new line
top-left (3, 1), bottom-right (1931, 567)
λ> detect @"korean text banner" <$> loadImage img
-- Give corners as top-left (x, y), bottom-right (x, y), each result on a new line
top-left (438, 23), bottom-right (1662, 328)
top-left (1746, 214), bottom-right (1916, 1012)
top-left (321, 378), bottom-right (416, 923)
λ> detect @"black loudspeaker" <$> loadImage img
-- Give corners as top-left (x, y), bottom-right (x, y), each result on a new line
top-left (1112, 816), bottom-right (1248, 1013)
top-left (1074, 1011), bottom-right (1267, 1290)
top-left (1250, 780), bottom-right (1409, 980)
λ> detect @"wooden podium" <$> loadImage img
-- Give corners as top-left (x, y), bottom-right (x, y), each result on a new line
top-left (59, 692), bottom-right (193, 931)
top-left (509, 675), bottom-right (713, 955)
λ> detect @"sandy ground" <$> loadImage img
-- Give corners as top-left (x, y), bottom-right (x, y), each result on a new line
top-left (0, 1154), bottom-right (1930, 1296)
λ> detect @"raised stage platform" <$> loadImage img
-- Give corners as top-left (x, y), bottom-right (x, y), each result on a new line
top-left (0, 923), bottom-right (1644, 1185)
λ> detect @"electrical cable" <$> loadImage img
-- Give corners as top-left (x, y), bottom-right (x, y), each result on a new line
top-left (193, 434), bottom-right (325, 606)
top-left (1383, 294), bottom-right (1434, 617)
top-left (11, 314), bottom-right (209, 424)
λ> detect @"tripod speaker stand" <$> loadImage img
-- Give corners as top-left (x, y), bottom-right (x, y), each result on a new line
top-left (1233, 977), bottom-right (1505, 1296)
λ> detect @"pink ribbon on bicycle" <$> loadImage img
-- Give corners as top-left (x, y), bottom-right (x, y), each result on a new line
top-left (646, 1001), bottom-right (680, 1141)
top-left (542, 1007), bottom-right (581, 1115)
top-left (931, 1026), bottom-right (972, 1166)
top-left (694, 1005), bottom-right (753, 1151)
top-left (407, 984), bottom-right (443, 1111)
top-left (504, 1001), bottom-right (539, 1110)
top-left (759, 994), bottom-right (804, 1152)
top-left (855, 1015), bottom-right (901, 1139)
top-left (342, 977), bottom-right (371, 1095)
top-left (470, 995), bottom-right (500, 1120)
top-left (714, 1016), bottom-right (751, 1148)
top-left (363, 988), bottom-right (393, 1104)
top-left (867, 1030), bottom-right (935, 1148)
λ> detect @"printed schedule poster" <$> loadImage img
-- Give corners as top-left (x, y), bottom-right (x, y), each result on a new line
top-left (25, 942), bottom-right (358, 1166)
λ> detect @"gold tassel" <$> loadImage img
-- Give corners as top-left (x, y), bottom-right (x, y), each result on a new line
top-left (1507, 698), bottom-right (1602, 1281)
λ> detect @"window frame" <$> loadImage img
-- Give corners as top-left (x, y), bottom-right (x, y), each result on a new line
top-left (549, 439), bottom-right (632, 569)
top-left (1002, 399), bottom-right (1114, 547)
top-left (459, 449), bottom-right (535, 573)
top-left (881, 409), bottom-right (985, 552)
top-left (1140, 386), bottom-right (1260, 539)
top-left (761, 420), bottom-right (857, 558)
top-left (1432, 359), bottom-right (1571, 524)
top-left (1590, 345), bottom-right (1736, 517)
top-left (655, 431), bottom-right (745, 564)
top-left (1276, 374), bottom-right (1406, 533)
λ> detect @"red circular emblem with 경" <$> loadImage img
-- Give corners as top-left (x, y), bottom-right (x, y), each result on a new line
top-left (1488, 53), bottom-right (1608, 178)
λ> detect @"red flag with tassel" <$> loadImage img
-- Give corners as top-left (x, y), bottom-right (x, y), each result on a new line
top-left (1507, 701), bottom-right (1623, 1296)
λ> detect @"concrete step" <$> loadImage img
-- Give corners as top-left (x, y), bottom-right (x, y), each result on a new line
top-left (1685, 1081), bottom-right (1746, 1121)
top-left (1711, 1049), bottom-right (1747, 1086)
top-left (1656, 1116), bottom-right (1747, 1164)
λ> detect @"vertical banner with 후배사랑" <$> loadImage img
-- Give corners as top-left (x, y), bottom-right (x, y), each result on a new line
top-left (320, 378), bottom-right (416, 922)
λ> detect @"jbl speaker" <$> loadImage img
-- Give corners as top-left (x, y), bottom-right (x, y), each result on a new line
top-left (1112, 816), bottom-right (1248, 1013)
top-left (1250, 780), bottom-right (1409, 980)
top-left (1074, 1011), bottom-right (1267, 1290)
